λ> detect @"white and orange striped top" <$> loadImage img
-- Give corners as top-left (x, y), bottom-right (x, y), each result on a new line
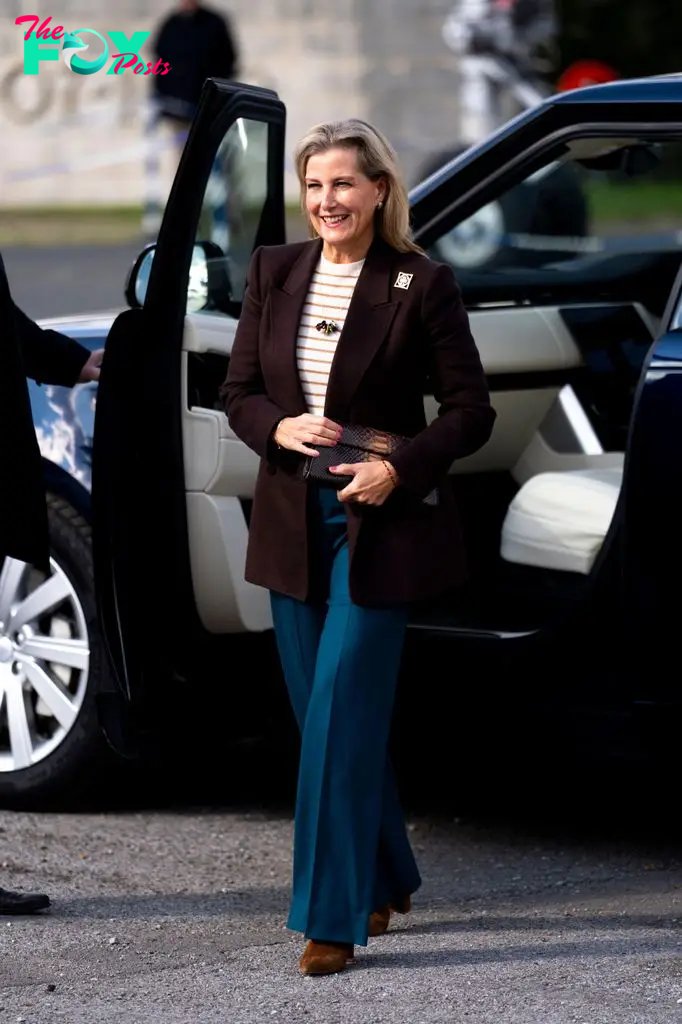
top-left (296, 253), bottom-right (365, 416)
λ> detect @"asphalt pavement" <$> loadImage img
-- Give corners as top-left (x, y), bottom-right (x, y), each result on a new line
top-left (2, 781), bottom-right (682, 1024)
top-left (2, 244), bottom-right (142, 320)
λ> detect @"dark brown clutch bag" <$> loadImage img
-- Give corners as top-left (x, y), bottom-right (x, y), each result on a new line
top-left (300, 423), bottom-right (439, 505)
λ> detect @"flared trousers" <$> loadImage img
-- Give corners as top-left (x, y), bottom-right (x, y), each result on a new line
top-left (270, 485), bottom-right (421, 947)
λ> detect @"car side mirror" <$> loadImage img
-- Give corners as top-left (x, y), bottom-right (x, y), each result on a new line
top-left (124, 243), bottom-right (155, 308)
top-left (124, 242), bottom-right (214, 313)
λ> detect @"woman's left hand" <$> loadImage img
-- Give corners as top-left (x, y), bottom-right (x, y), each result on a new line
top-left (330, 461), bottom-right (398, 505)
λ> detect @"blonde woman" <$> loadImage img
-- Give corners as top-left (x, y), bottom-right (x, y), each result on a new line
top-left (221, 119), bottom-right (494, 975)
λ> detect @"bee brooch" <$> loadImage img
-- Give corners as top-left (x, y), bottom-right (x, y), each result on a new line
top-left (315, 320), bottom-right (338, 336)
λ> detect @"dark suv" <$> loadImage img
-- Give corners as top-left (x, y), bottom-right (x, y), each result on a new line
top-left (5, 75), bottom-right (682, 807)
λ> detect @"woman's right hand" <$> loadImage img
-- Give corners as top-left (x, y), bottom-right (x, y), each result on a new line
top-left (273, 414), bottom-right (342, 456)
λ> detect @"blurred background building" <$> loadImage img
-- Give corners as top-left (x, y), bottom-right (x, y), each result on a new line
top-left (1, 0), bottom-right (680, 223)
top-left (0, 0), bottom-right (467, 214)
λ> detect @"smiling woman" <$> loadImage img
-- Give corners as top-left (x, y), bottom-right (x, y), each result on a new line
top-left (221, 116), bottom-right (494, 977)
top-left (302, 148), bottom-right (385, 264)
top-left (295, 119), bottom-right (424, 262)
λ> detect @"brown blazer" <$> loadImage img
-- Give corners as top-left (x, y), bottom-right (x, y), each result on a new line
top-left (221, 235), bottom-right (496, 607)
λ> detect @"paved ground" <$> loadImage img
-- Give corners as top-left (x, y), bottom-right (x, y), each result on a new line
top-left (2, 219), bottom-right (308, 321)
top-left (2, 244), bottom-right (142, 320)
top-left (1, 765), bottom-right (682, 1024)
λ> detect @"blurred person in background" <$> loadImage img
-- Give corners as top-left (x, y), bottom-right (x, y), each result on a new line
top-left (143, 0), bottom-right (240, 236)
top-left (150, 0), bottom-right (240, 136)
top-left (0, 253), bottom-right (103, 915)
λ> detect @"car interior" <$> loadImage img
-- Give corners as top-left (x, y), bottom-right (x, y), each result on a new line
top-left (413, 136), bottom-right (682, 633)
top-left (175, 130), bottom-right (682, 641)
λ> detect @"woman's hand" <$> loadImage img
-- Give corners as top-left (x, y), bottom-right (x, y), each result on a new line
top-left (273, 414), bottom-right (342, 456)
top-left (330, 460), bottom-right (398, 505)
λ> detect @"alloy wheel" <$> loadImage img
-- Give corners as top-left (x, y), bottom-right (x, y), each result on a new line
top-left (0, 556), bottom-right (89, 772)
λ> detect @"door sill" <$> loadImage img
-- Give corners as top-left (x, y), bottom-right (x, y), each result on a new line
top-left (407, 562), bottom-right (590, 637)
top-left (407, 617), bottom-right (535, 641)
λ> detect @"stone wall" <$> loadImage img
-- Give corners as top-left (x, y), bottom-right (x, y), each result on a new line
top-left (0, 0), bottom-right (462, 206)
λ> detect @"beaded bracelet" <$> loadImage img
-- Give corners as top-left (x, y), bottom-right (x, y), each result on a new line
top-left (381, 460), bottom-right (398, 487)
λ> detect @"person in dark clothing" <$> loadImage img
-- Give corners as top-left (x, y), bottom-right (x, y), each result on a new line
top-left (0, 253), bottom-right (102, 915)
top-left (151, 0), bottom-right (240, 127)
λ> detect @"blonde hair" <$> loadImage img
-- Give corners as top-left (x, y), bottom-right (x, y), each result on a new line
top-left (293, 118), bottom-right (423, 255)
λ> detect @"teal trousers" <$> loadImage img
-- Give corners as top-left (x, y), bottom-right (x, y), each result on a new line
top-left (270, 486), bottom-right (421, 947)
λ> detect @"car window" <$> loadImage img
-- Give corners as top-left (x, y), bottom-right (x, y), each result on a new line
top-left (429, 138), bottom-right (682, 279)
top-left (193, 117), bottom-right (269, 316)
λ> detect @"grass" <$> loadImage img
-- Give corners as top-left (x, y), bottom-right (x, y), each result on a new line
top-left (587, 180), bottom-right (682, 227)
top-left (0, 205), bottom-right (148, 245)
top-left (0, 204), bottom-right (309, 246)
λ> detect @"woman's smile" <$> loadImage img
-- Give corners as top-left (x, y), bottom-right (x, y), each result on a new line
top-left (321, 214), bottom-right (350, 227)
top-left (305, 147), bottom-right (385, 262)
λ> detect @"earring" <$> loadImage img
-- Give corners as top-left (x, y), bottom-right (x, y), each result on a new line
top-left (377, 201), bottom-right (383, 210)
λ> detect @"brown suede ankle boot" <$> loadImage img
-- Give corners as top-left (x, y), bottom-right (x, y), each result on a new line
top-left (298, 940), bottom-right (355, 976)
top-left (368, 895), bottom-right (412, 937)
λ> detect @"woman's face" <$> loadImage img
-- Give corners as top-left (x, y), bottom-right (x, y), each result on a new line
top-left (304, 146), bottom-right (385, 258)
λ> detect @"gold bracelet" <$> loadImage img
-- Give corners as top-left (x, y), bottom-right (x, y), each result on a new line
top-left (382, 460), bottom-right (398, 486)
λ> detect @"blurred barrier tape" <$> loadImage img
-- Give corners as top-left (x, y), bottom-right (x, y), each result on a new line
top-left (1, 103), bottom-right (297, 237)
top-left (0, 136), bottom-right (178, 184)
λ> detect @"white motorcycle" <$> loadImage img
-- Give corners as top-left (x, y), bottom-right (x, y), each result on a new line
top-left (427, 0), bottom-right (588, 271)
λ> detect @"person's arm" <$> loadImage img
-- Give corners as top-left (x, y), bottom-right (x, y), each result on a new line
top-left (13, 302), bottom-right (91, 386)
top-left (151, 16), bottom-right (169, 61)
top-left (387, 263), bottom-right (496, 498)
top-left (210, 14), bottom-right (239, 78)
top-left (219, 247), bottom-right (289, 459)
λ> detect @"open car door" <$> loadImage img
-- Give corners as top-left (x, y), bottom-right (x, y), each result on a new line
top-left (621, 272), bottom-right (682, 703)
top-left (91, 80), bottom-right (286, 752)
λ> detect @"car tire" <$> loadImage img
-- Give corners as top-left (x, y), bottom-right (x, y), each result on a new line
top-left (0, 494), bottom-right (120, 809)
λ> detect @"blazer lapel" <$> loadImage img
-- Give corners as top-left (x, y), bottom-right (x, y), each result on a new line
top-left (324, 237), bottom-right (399, 419)
top-left (268, 240), bottom-right (323, 415)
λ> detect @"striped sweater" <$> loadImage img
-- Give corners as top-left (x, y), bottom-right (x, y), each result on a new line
top-left (295, 254), bottom-right (365, 416)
